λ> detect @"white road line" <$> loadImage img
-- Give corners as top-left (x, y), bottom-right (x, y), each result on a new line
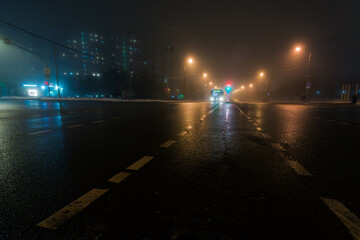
top-left (37, 188), bottom-right (108, 230)
top-left (66, 124), bottom-right (83, 129)
top-left (28, 130), bottom-right (52, 136)
top-left (160, 140), bottom-right (176, 148)
top-left (233, 104), bottom-right (250, 119)
top-left (271, 143), bottom-right (286, 152)
top-left (108, 172), bottom-right (131, 184)
top-left (92, 120), bottom-right (104, 124)
top-left (126, 156), bottom-right (154, 171)
top-left (339, 122), bottom-right (351, 125)
top-left (179, 131), bottom-right (188, 136)
top-left (187, 126), bottom-right (193, 130)
top-left (287, 160), bottom-right (312, 176)
top-left (261, 133), bottom-right (272, 139)
top-left (256, 127), bottom-right (262, 131)
top-left (320, 197), bottom-right (360, 240)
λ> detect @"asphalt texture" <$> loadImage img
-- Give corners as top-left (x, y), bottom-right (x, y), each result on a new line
top-left (0, 99), bottom-right (359, 239)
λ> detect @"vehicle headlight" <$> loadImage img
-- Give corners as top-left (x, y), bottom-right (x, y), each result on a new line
top-left (210, 97), bottom-right (214, 101)
top-left (219, 97), bottom-right (224, 101)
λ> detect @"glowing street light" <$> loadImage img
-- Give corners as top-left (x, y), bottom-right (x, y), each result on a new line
top-left (259, 71), bottom-right (269, 98)
top-left (249, 83), bottom-right (253, 88)
top-left (183, 57), bottom-right (195, 99)
top-left (209, 82), bottom-right (213, 85)
top-left (203, 73), bottom-right (207, 78)
top-left (294, 45), bottom-right (312, 101)
top-left (241, 85), bottom-right (245, 89)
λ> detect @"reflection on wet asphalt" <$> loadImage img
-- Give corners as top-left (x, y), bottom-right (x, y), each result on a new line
top-left (0, 99), bottom-right (359, 239)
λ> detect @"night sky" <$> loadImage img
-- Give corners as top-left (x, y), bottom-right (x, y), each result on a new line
top-left (1, 0), bottom-right (360, 95)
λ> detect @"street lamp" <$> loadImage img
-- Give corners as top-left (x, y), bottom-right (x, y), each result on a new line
top-left (294, 46), bottom-right (312, 101)
top-left (249, 83), bottom-right (253, 88)
top-left (241, 85), bottom-right (245, 89)
top-left (259, 72), bottom-right (269, 99)
top-left (183, 58), bottom-right (194, 99)
top-left (203, 73), bottom-right (207, 78)
top-left (209, 82), bottom-right (213, 85)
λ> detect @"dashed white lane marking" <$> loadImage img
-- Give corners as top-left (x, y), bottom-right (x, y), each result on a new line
top-left (37, 188), bottom-right (108, 230)
top-left (110, 116), bottom-right (122, 120)
top-left (179, 131), bottom-right (188, 136)
top-left (287, 160), bottom-right (313, 176)
top-left (187, 126), bottom-right (193, 130)
top-left (271, 143), bottom-right (286, 152)
top-left (233, 104), bottom-right (249, 119)
top-left (160, 140), bottom-right (176, 148)
top-left (108, 172), bottom-right (131, 184)
top-left (321, 197), bottom-right (360, 240)
top-left (339, 122), bottom-right (350, 125)
top-left (261, 133), bottom-right (272, 139)
top-left (28, 130), bottom-right (52, 136)
top-left (66, 124), bottom-right (83, 129)
top-left (126, 156), bottom-right (154, 171)
top-left (325, 119), bottom-right (336, 122)
top-left (91, 120), bottom-right (104, 124)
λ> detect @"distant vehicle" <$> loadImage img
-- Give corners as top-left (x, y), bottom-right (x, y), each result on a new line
top-left (210, 89), bottom-right (224, 102)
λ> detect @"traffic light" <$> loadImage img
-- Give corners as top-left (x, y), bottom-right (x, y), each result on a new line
top-left (225, 82), bottom-right (232, 93)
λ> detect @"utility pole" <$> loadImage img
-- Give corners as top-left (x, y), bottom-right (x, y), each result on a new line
top-left (54, 45), bottom-right (60, 98)
top-left (305, 53), bottom-right (312, 101)
top-left (183, 67), bottom-right (186, 99)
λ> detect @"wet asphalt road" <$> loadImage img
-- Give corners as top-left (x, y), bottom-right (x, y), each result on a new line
top-left (0, 99), bottom-right (360, 239)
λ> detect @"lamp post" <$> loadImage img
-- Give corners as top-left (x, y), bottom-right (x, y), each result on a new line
top-left (183, 58), bottom-right (193, 99)
top-left (260, 72), bottom-right (269, 99)
top-left (295, 46), bottom-right (312, 101)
